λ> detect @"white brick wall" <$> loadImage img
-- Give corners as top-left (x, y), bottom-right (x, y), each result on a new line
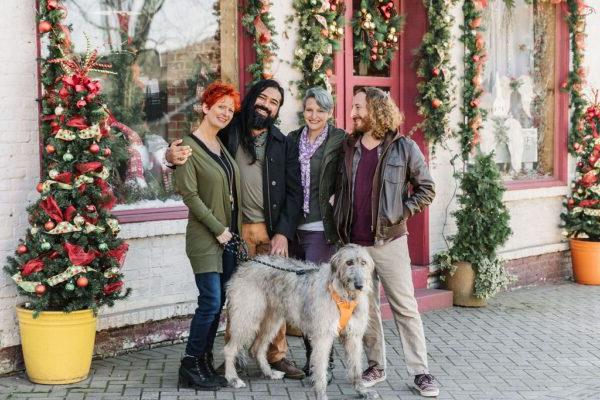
top-left (1, 1), bottom-right (599, 356)
top-left (0, 1), bottom-right (40, 349)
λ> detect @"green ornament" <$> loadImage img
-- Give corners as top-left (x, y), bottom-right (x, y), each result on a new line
top-left (63, 152), bottom-right (73, 162)
top-left (65, 282), bottom-right (75, 291)
top-left (41, 242), bottom-right (51, 250)
top-left (98, 243), bottom-right (108, 251)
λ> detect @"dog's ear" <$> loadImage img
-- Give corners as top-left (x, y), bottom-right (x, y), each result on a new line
top-left (330, 247), bottom-right (344, 273)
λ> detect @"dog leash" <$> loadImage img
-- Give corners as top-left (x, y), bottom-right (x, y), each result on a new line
top-left (222, 233), bottom-right (319, 276)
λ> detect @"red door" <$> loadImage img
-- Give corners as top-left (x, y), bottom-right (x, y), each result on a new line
top-left (334, 0), bottom-right (430, 265)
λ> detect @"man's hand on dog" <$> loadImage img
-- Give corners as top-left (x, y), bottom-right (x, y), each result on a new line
top-left (270, 234), bottom-right (288, 257)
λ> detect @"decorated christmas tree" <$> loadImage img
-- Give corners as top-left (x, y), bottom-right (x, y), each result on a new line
top-left (3, 0), bottom-right (130, 315)
top-left (561, 102), bottom-right (600, 241)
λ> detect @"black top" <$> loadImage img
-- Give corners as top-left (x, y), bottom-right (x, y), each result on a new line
top-left (191, 134), bottom-right (239, 233)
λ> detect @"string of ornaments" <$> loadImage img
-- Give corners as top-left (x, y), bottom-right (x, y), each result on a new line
top-left (242, 0), bottom-right (279, 83)
top-left (416, 0), bottom-right (459, 148)
top-left (4, 0), bottom-right (130, 314)
top-left (290, 0), bottom-right (345, 118)
top-left (458, 0), bottom-right (487, 160)
top-left (352, 0), bottom-right (404, 70)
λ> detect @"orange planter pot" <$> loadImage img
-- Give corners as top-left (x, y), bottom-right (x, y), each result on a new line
top-left (570, 238), bottom-right (600, 285)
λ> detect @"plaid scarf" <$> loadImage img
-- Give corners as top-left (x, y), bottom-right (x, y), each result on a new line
top-left (299, 125), bottom-right (328, 216)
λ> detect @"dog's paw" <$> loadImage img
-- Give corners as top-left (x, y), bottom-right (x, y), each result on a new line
top-left (267, 370), bottom-right (286, 380)
top-left (228, 377), bottom-right (247, 388)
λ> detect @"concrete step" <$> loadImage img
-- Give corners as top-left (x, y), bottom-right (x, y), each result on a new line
top-left (380, 288), bottom-right (453, 320)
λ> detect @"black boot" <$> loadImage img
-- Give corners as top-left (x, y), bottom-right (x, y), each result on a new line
top-left (178, 355), bottom-right (221, 391)
top-left (302, 336), bottom-right (334, 384)
top-left (202, 352), bottom-right (228, 387)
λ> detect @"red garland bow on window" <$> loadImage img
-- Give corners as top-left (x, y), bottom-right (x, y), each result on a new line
top-left (63, 242), bottom-right (99, 266)
top-left (21, 258), bottom-right (45, 277)
top-left (107, 242), bottom-right (129, 266)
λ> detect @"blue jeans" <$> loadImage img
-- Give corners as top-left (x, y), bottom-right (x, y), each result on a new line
top-left (185, 249), bottom-right (236, 357)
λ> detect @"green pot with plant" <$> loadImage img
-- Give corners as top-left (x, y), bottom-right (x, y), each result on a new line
top-left (434, 152), bottom-right (514, 306)
top-left (561, 102), bottom-right (600, 285)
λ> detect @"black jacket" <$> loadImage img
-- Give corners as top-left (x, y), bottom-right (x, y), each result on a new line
top-left (221, 124), bottom-right (302, 241)
top-left (288, 124), bottom-right (346, 244)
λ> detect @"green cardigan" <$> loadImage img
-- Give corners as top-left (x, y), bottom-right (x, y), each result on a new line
top-left (174, 135), bottom-right (242, 274)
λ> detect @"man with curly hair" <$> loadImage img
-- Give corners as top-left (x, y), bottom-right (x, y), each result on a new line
top-left (334, 87), bottom-right (438, 397)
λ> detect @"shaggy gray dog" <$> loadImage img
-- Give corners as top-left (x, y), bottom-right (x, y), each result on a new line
top-left (224, 244), bottom-right (378, 400)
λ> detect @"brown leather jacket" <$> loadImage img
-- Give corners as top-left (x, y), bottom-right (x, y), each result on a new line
top-left (334, 131), bottom-right (435, 244)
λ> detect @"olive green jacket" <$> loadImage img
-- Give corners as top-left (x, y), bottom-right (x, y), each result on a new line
top-left (174, 135), bottom-right (242, 274)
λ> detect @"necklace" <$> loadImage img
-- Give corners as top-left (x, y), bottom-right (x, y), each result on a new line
top-left (214, 152), bottom-right (235, 210)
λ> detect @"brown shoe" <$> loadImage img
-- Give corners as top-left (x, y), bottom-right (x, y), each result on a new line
top-left (270, 358), bottom-right (306, 379)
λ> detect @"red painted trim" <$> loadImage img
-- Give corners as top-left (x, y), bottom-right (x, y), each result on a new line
top-left (238, 0), bottom-right (255, 94)
top-left (504, 5), bottom-right (569, 191)
top-left (113, 207), bottom-right (188, 224)
top-left (401, 0), bottom-right (429, 266)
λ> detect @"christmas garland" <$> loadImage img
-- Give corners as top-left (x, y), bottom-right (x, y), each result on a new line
top-left (352, 0), bottom-right (405, 71)
top-left (291, 0), bottom-right (345, 103)
top-left (458, 0), bottom-right (487, 160)
top-left (565, 0), bottom-right (587, 154)
top-left (242, 0), bottom-right (279, 83)
top-left (416, 0), bottom-right (459, 147)
top-left (3, 0), bottom-right (130, 314)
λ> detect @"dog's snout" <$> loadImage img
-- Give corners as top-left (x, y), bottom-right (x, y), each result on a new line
top-left (355, 283), bottom-right (364, 291)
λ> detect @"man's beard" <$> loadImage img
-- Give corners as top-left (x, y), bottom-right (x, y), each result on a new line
top-left (352, 116), bottom-right (372, 136)
top-left (250, 105), bottom-right (275, 129)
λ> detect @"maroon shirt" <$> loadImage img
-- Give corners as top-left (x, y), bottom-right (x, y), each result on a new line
top-left (350, 143), bottom-right (378, 246)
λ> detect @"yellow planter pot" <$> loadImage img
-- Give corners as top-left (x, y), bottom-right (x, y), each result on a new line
top-left (16, 306), bottom-right (97, 384)
top-left (570, 238), bottom-right (600, 285)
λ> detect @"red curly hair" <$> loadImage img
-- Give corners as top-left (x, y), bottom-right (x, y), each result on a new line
top-left (200, 81), bottom-right (241, 112)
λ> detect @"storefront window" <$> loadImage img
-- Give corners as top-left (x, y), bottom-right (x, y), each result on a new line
top-left (479, 0), bottom-right (558, 182)
top-left (62, 0), bottom-right (237, 210)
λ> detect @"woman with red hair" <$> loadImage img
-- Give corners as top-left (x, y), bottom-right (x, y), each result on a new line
top-left (174, 82), bottom-right (241, 390)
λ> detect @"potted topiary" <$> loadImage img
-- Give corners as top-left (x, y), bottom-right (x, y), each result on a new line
top-left (434, 152), bottom-right (514, 306)
top-left (3, 0), bottom-right (130, 384)
top-left (561, 102), bottom-right (600, 285)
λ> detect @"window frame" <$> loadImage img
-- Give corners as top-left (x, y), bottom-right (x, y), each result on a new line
top-left (36, 0), bottom-right (242, 224)
top-left (488, 5), bottom-right (570, 191)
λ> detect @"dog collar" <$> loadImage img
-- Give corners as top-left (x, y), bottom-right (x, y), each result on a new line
top-left (329, 284), bottom-right (358, 333)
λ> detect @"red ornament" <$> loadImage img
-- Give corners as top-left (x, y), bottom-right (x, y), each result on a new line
top-left (432, 68), bottom-right (440, 77)
top-left (258, 32), bottom-right (271, 45)
top-left (76, 276), bottom-right (89, 288)
top-left (371, 54), bottom-right (377, 61)
top-left (44, 220), bottom-right (56, 231)
top-left (470, 17), bottom-right (482, 29)
top-left (36, 182), bottom-right (44, 193)
top-left (567, 198), bottom-right (575, 208)
top-left (35, 284), bottom-right (46, 296)
top-left (76, 99), bottom-right (87, 108)
top-left (470, 98), bottom-right (480, 108)
top-left (472, 55), bottom-right (480, 62)
top-left (17, 245), bottom-right (28, 255)
top-left (45, 144), bottom-right (56, 154)
top-left (47, 0), bottom-right (59, 9)
top-left (330, 4), bottom-right (337, 11)
top-left (89, 143), bottom-right (100, 154)
top-left (38, 21), bottom-right (52, 34)
top-left (103, 148), bottom-right (112, 157)
top-left (431, 99), bottom-right (442, 109)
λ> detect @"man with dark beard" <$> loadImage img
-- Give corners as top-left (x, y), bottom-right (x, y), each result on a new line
top-left (166, 79), bottom-right (305, 379)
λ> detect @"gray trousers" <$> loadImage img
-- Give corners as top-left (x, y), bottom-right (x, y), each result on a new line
top-left (364, 235), bottom-right (430, 375)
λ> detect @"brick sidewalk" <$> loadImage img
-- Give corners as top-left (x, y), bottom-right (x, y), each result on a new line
top-left (1, 282), bottom-right (599, 399)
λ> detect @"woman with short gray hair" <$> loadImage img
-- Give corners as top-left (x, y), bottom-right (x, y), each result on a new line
top-left (288, 86), bottom-right (346, 383)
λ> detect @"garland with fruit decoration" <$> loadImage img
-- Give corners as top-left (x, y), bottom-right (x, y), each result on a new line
top-left (242, 0), bottom-right (279, 83)
top-left (416, 0), bottom-right (459, 148)
top-left (352, 0), bottom-right (404, 71)
top-left (562, 100), bottom-right (600, 240)
top-left (4, 0), bottom-right (130, 315)
top-left (291, 0), bottom-right (345, 105)
top-left (565, 0), bottom-right (588, 154)
top-left (458, 0), bottom-right (487, 160)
